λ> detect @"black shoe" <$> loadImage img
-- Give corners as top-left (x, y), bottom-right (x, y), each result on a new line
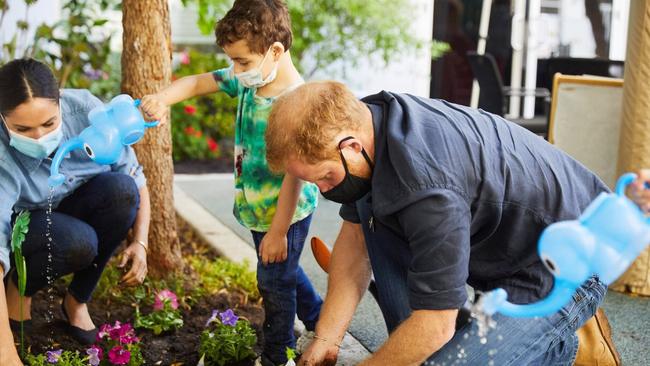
top-left (9, 318), bottom-right (33, 332)
top-left (60, 301), bottom-right (98, 345)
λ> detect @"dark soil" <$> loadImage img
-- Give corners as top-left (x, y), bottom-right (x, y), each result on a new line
top-left (174, 158), bottom-right (233, 174)
top-left (16, 219), bottom-right (264, 366)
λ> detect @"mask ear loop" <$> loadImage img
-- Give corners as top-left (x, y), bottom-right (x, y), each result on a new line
top-left (338, 136), bottom-right (374, 171)
top-left (337, 136), bottom-right (355, 174)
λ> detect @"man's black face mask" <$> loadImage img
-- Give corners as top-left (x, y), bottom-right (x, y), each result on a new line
top-left (320, 136), bottom-right (374, 204)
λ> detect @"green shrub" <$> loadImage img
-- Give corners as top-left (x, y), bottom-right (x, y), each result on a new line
top-left (171, 49), bottom-right (237, 161)
top-left (189, 256), bottom-right (260, 301)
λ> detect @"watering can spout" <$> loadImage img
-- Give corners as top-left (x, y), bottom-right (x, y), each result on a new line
top-left (48, 137), bottom-right (84, 187)
top-left (479, 280), bottom-right (576, 318)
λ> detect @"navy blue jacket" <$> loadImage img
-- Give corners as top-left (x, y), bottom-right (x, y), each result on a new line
top-left (340, 91), bottom-right (608, 310)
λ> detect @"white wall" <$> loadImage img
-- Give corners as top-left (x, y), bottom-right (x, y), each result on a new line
top-left (309, 0), bottom-right (434, 97)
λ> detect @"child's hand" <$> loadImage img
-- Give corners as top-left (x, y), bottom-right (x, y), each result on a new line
top-left (628, 169), bottom-right (650, 214)
top-left (139, 94), bottom-right (168, 123)
top-left (259, 230), bottom-right (288, 265)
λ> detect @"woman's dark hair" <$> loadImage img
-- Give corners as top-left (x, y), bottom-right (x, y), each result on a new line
top-left (0, 58), bottom-right (59, 115)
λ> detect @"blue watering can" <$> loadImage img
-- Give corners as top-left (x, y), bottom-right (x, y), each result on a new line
top-left (480, 173), bottom-right (650, 318)
top-left (48, 94), bottom-right (158, 187)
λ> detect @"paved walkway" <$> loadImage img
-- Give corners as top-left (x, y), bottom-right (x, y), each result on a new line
top-left (175, 173), bottom-right (650, 364)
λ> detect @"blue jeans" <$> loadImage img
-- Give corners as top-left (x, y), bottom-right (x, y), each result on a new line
top-left (355, 196), bottom-right (606, 365)
top-left (9, 172), bottom-right (139, 303)
top-left (251, 215), bottom-right (323, 364)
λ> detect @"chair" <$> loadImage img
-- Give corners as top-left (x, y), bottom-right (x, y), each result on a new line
top-left (548, 74), bottom-right (624, 189)
top-left (467, 51), bottom-right (550, 135)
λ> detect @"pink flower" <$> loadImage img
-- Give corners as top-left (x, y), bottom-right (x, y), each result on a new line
top-left (120, 335), bottom-right (139, 345)
top-left (184, 105), bottom-right (197, 115)
top-left (109, 322), bottom-right (133, 341)
top-left (108, 346), bottom-right (131, 365)
top-left (153, 289), bottom-right (179, 311)
top-left (180, 51), bottom-right (190, 65)
top-left (97, 323), bottom-right (113, 342)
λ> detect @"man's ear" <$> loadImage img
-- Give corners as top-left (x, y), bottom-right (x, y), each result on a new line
top-left (271, 42), bottom-right (285, 61)
top-left (339, 136), bottom-right (364, 154)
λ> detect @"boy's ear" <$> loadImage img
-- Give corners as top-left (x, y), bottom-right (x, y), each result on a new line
top-left (270, 41), bottom-right (285, 60)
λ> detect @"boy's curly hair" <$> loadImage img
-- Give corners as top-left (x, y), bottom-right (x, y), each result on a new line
top-left (215, 0), bottom-right (292, 54)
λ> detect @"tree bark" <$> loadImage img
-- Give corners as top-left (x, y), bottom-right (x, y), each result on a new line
top-left (612, 0), bottom-right (650, 295)
top-left (121, 0), bottom-right (182, 277)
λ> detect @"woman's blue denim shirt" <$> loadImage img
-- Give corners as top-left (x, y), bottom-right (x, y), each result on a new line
top-left (0, 89), bottom-right (146, 275)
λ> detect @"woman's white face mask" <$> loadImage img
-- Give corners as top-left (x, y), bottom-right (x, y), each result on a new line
top-left (1, 111), bottom-right (64, 159)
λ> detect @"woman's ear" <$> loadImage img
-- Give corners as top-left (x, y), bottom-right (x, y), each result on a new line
top-left (271, 41), bottom-right (285, 61)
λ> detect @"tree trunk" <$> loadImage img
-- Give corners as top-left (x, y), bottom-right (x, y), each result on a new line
top-left (612, 0), bottom-right (650, 295)
top-left (121, 0), bottom-right (182, 278)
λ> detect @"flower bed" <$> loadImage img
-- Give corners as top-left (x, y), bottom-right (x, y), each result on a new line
top-left (15, 218), bottom-right (264, 365)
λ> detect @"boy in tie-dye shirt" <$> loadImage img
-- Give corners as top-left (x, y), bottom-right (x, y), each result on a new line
top-left (141, 1), bottom-right (321, 364)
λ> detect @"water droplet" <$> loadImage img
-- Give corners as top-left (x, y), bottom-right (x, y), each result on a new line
top-left (489, 349), bottom-right (497, 356)
top-left (488, 361), bottom-right (494, 366)
top-left (480, 337), bottom-right (487, 344)
top-left (463, 333), bottom-right (469, 339)
top-left (497, 335), bottom-right (503, 341)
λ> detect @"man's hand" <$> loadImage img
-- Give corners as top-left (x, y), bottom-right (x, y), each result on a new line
top-left (629, 169), bottom-right (650, 214)
top-left (298, 338), bottom-right (339, 366)
top-left (119, 241), bottom-right (148, 286)
top-left (259, 230), bottom-right (288, 265)
top-left (139, 94), bottom-right (168, 123)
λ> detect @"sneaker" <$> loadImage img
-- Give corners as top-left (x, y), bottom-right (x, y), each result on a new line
top-left (296, 330), bottom-right (316, 354)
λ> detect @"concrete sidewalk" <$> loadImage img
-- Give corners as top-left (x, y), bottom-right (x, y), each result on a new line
top-left (174, 173), bottom-right (650, 365)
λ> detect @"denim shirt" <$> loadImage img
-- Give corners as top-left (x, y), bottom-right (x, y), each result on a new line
top-left (0, 89), bottom-right (146, 275)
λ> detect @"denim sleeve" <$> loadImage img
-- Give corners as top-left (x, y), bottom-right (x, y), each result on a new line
top-left (0, 160), bottom-right (20, 276)
top-left (212, 66), bottom-right (240, 98)
top-left (397, 190), bottom-right (471, 310)
top-left (339, 203), bottom-right (361, 224)
top-left (110, 147), bottom-right (146, 189)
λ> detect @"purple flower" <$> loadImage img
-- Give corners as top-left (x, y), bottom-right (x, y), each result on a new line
top-left (46, 349), bottom-right (62, 363)
top-left (108, 346), bottom-right (131, 365)
top-left (84, 68), bottom-right (103, 81)
top-left (153, 289), bottom-right (179, 311)
top-left (219, 309), bottom-right (239, 327)
top-left (205, 309), bottom-right (219, 327)
top-left (86, 345), bottom-right (103, 366)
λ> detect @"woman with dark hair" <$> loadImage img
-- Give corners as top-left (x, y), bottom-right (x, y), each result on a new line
top-left (0, 59), bottom-right (151, 365)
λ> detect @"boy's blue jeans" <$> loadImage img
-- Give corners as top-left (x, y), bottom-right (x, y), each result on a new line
top-left (355, 197), bottom-right (606, 365)
top-left (251, 214), bottom-right (323, 364)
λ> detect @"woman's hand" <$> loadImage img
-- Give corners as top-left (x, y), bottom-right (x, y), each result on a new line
top-left (139, 94), bottom-right (168, 123)
top-left (118, 241), bottom-right (148, 286)
top-left (628, 169), bottom-right (650, 214)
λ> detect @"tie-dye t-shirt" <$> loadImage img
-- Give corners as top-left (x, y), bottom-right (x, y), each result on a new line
top-left (212, 67), bottom-right (318, 232)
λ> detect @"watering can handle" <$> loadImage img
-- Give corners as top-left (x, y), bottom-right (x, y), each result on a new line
top-left (133, 99), bottom-right (160, 128)
top-left (615, 173), bottom-right (638, 196)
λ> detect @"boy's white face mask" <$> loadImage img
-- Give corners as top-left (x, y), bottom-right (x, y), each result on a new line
top-left (235, 47), bottom-right (279, 89)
